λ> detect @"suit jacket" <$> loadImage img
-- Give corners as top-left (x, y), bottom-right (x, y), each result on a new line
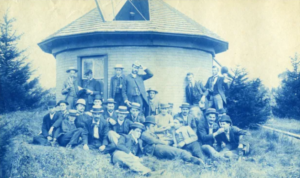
top-left (103, 109), bottom-right (118, 122)
top-left (174, 112), bottom-right (197, 133)
top-left (204, 76), bottom-right (230, 103)
top-left (61, 77), bottom-right (79, 99)
top-left (122, 69), bottom-right (153, 104)
top-left (215, 126), bottom-right (249, 151)
top-left (145, 97), bottom-right (160, 116)
top-left (141, 130), bottom-right (166, 156)
top-left (115, 134), bottom-right (143, 157)
top-left (197, 118), bottom-right (219, 146)
top-left (110, 75), bottom-right (125, 98)
top-left (41, 112), bottom-right (62, 137)
top-left (111, 119), bottom-right (133, 134)
top-left (186, 81), bottom-right (206, 105)
top-left (126, 113), bottom-right (145, 123)
top-left (86, 116), bottom-right (109, 146)
top-left (82, 78), bottom-right (103, 104)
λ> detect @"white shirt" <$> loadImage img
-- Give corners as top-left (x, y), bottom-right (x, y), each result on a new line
top-left (50, 113), bottom-right (55, 120)
top-left (212, 76), bottom-right (218, 89)
top-left (131, 134), bottom-right (138, 144)
top-left (131, 73), bottom-right (137, 78)
top-left (108, 111), bottom-right (114, 117)
top-left (189, 80), bottom-right (195, 88)
top-left (93, 120), bottom-right (100, 139)
top-left (182, 115), bottom-right (188, 123)
top-left (208, 124), bottom-right (214, 135)
top-left (118, 119), bottom-right (124, 126)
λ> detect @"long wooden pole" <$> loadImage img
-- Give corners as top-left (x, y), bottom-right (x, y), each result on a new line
top-left (94, 0), bottom-right (105, 22)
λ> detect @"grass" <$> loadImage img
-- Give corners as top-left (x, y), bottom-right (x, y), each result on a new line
top-left (264, 118), bottom-right (300, 134)
top-left (0, 110), bottom-right (300, 178)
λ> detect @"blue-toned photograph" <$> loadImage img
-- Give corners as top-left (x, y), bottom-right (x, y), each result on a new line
top-left (0, 0), bottom-right (300, 177)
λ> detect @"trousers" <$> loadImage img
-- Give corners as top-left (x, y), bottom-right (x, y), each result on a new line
top-left (114, 93), bottom-right (124, 109)
top-left (58, 128), bottom-right (84, 146)
top-left (33, 135), bottom-right (51, 146)
top-left (108, 131), bottom-right (121, 145)
top-left (182, 141), bottom-right (204, 159)
top-left (112, 151), bottom-right (151, 175)
top-left (202, 144), bottom-right (239, 160)
top-left (153, 145), bottom-right (201, 165)
top-left (208, 94), bottom-right (224, 111)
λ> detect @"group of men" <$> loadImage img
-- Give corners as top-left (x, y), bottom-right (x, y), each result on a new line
top-left (32, 61), bottom-right (250, 176)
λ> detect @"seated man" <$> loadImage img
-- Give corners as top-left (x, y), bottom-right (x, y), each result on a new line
top-left (112, 122), bottom-right (164, 176)
top-left (85, 106), bottom-right (109, 151)
top-left (198, 108), bottom-right (226, 160)
top-left (145, 87), bottom-right (160, 116)
top-left (141, 116), bottom-right (204, 165)
top-left (57, 100), bottom-right (69, 117)
top-left (174, 103), bottom-right (197, 133)
top-left (155, 103), bottom-right (174, 144)
top-left (215, 115), bottom-right (250, 160)
top-left (93, 94), bottom-right (102, 107)
top-left (102, 98), bottom-right (118, 127)
top-left (33, 101), bottom-right (62, 146)
top-left (126, 102), bottom-right (145, 123)
top-left (107, 106), bottom-right (133, 145)
top-left (53, 110), bottom-right (88, 148)
top-left (173, 117), bottom-right (205, 160)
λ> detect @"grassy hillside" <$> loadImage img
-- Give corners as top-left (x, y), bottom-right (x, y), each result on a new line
top-left (0, 110), bottom-right (300, 178)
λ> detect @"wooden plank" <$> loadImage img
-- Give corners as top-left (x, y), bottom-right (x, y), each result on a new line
top-left (258, 124), bottom-right (300, 139)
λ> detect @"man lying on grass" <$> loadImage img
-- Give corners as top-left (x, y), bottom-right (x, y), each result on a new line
top-left (141, 116), bottom-right (205, 165)
top-left (111, 122), bottom-right (165, 176)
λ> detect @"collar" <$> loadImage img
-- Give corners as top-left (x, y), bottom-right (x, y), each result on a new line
top-left (92, 119), bottom-right (100, 125)
top-left (108, 111), bottom-right (114, 116)
top-left (118, 119), bottom-right (124, 125)
top-left (131, 73), bottom-right (137, 78)
top-left (89, 78), bottom-right (93, 81)
top-left (116, 75), bottom-right (122, 78)
top-left (130, 133), bottom-right (138, 144)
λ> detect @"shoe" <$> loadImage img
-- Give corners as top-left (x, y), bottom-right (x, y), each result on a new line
top-left (66, 144), bottom-right (72, 149)
top-left (145, 169), bottom-right (166, 177)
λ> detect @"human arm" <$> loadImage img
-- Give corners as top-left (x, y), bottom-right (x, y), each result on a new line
top-left (141, 132), bottom-right (166, 145)
top-left (141, 67), bottom-right (153, 81)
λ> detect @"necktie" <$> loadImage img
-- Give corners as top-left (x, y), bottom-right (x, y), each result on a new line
top-left (93, 123), bottom-right (99, 139)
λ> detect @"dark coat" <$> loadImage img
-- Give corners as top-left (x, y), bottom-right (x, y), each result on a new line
top-left (126, 113), bottom-right (145, 123)
top-left (103, 109), bottom-right (118, 122)
top-left (111, 119), bottom-right (133, 134)
top-left (204, 76), bottom-right (230, 103)
top-left (85, 116), bottom-right (110, 146)
top-left (110, 75), bottom-right (125, 98)
top-left (41, 112), bottom-right (62, 137)
top-left (115, 134), bottom-right (144, 157)
top-left (141, 130), bottom-right (165, 156)
top-left (174, 112), bottom-right (197, 133)
top-left (197, 118), bottom-right (219, 146)
top-left (186, 81), bottom-right (206, 105)
top-left (82, 78), bottom-right (103, 104)
top-left (215, 126), bottom-right (249, 151)
top-left (122, 69), bottom-right (153, 104)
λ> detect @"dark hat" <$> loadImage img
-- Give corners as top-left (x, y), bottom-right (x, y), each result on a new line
top-left (91, 106), bottom-right (104, 113)
top-left (47, 100), bottom-right (56, 107)
top-left (84, 69), bottom-right (93, 76)
top-left (114, 64), bottom-right (124, 69)
top-left (117, 106), bottom-right (129, 114)
top-left (130, 102), bottom-right (141, 110)
top-left (105, 98), bottom-right (117, 104)
top-left (94, 94), bottom-right (101, 101)
top-left (147, 87), bottom-right (158, 94)
top-left (179, 103), bottom-right (191, 109)
top-left (57, 100), bottom-right (69, 106)
top-left (218, 115), bottom-right (232, 125)
top-left (130, 122), bottom-right (145, 130)
top-left (160, 103), bottom-right (170, 109)
top-left (68, 110), bottom-right (78, 117)
top-left (218, 108), bottom-right (227, 115)
top-left (144, 116), bottom-right (156, 125)
top-left (205, 108), bottom-right (218, 115)
top-left (77, 89), bottom-right (88, 98)
top-left (66, 67), bottom-right (78, 73)
top-left (132, 61), bottom-right (142, 68)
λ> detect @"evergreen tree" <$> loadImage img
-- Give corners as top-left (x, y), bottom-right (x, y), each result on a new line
top-left (0, 12), bottom-right (48, 113)
top-left (226, 67), bottom-right (271, 128)
top-left (273, 53), bottom-right (300, 120)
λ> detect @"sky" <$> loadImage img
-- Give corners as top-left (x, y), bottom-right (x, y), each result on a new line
top-left (0, 0), bottom-right (299, 89)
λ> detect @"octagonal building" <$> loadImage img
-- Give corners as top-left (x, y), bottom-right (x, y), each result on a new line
top-left (38, 0), bottom-right (228, 112)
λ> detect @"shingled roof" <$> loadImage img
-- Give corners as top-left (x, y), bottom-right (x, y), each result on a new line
top-left (39, 0), bottom-right (228, 53)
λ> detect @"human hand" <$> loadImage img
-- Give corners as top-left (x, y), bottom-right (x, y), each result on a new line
top-left (238, 144), bottom-right (243, 149)
top-left (177, 142), bottom-right (185, 148)
top-left (217, 128), bottom-right (225, 135)
top-left (47, 136), bottom-right (52, 141)
top-left (221, 142), bottom-right (226, 148)
top-left (99, 145), bottom-right (106, 151)
top-left (48, 127), bottom-right (54, 135)
top-left (83, 144), bottom-right (89, 150)
top-left (109, 118), bottom-right (117, 125)
top-left (125, 100), bottom-right (132, 107)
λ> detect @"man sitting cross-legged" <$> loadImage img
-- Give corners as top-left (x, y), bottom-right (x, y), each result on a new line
top-left (107, 106), bottom-right (133, 145)
top-left (53, 110), bottom-right (88, 149)
top-left (126, 102), bottom-right (145, 123)
top-left (33, 101), bottom-right (62, 146)
top-left (141, 116), bottom-right (205, 165)
top-left (214, 115), bottom-right (251, 160)
top-left (85, 105), bottom-right (110, 151)
top-left (173, 117), bottom-right (205, 161)
top-left (111, 122), bottom-right (165, 176)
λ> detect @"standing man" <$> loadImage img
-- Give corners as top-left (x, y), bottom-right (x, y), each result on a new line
top-left (185, 73), bottom-right (206, 107)
top-left (33, 101), bottom-right (62, 146)
top-left (62, 67), bottom-right (79, 109)
top-left (145, 87), bottom-right (160, 116)
top-left (110, 64), bottom-right (125, 109)
top-left (122, 61), bottom-right (153, 113)
top-left (202, 66), bottom-right (232, 112)
top-left (174, 103), bottom-right (197, 133)
top-left (82, 69), bottom-right (103, 111)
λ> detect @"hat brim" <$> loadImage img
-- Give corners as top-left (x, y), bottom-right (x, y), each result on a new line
top-left (117, 111), bottom-right (129, 114)
top-left (66, 69), bottom-right (78, 73)
top-left (130, 106), bottom-right (141, 110)
top-left (114, 67), bottom-right (124, 69)
top-left (147, 90), bottom-right (158, 94)
top-left (143, 121), bottom-right (156, 125)
top-left (180, 106), bottom-right (191, 109)
top-left (131, 126), bottom-right (145, 130)
top-left (58, 102), bottom-right (69, 106)
top-left (91, 111), bottom-right (103, 113)
top-left (205, 111), bottom-right (218, 115)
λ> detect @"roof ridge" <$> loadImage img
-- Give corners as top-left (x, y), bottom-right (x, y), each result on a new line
top-left (157, 0), bottom-right (221, 39)
top-left (46, 8), bottom-right (100, 39)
